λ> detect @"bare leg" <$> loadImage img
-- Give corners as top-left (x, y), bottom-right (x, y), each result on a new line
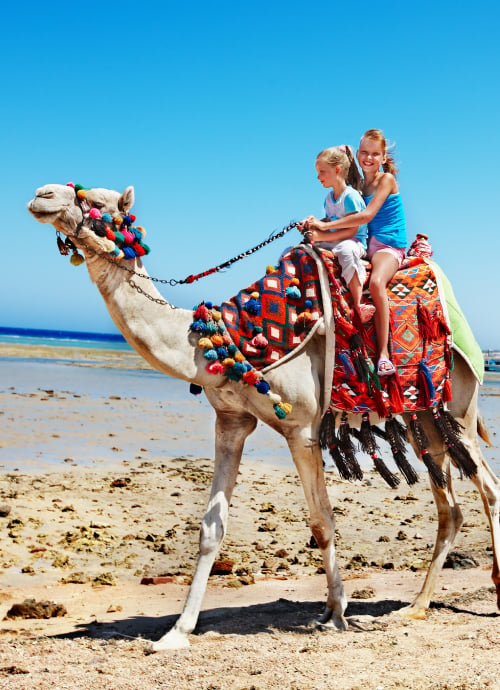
top-left (348, 273), bottom-right (375, 323)
top-left (369, 251), bottom-right (399, 371)
top-left (151, 411), bottom-right (257, 651)
top-left (286, 428), bottom-right (348, 631)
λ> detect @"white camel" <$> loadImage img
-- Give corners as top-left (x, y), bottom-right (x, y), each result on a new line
top-left (28, 183), bottom-right (500, 651)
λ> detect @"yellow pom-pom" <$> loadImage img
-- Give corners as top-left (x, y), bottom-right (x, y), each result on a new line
top-left (211, 309), bottom-right (221, 321)
top-left (198, 337), bottom-right (213, 349)
top-left (291, 278), bottom-right (300, 286)
top-left (279, 402), bottom-right (293, 415)
top-left (234, 352), bottom-right (245, 363)
top-left (210, 334), bottom-right (224, 347)
top-left (113, 214), bottom-right (123, 225)
top-left (222, 357), bottom-right (235, 368)
top-left (250, 291), bottom-right (260, 299)
top-left (266, 264), bottom-right (276, 275)
top-left (77, 190), bottom-right (86, 199)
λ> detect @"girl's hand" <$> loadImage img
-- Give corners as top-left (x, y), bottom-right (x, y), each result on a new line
top-left (303, 215), bottom-right (328, 231)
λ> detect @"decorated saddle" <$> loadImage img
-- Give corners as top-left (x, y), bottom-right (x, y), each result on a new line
top-left (221, 245), bottom-right (452, 418)
top-left (190, 244), bottom-right (479, 487)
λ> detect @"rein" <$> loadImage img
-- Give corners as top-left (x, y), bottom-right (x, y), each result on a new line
top-left (58, 184), bottom-right (304, 289)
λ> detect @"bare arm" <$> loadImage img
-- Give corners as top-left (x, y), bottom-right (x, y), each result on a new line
top-left (320, 174), bottom-right (397, 230)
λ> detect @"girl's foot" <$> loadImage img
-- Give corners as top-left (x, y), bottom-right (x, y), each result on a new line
top-left (358, 303), bottom-right (376, 323)
top-left (377, 357), bottom-right (396, 377)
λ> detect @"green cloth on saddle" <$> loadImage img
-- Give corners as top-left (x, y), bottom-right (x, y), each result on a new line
top-left (430, 260), bottom-right (484, 383)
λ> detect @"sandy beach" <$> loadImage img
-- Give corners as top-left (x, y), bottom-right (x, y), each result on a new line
top-left (0, 342), bottom-right (499, 689)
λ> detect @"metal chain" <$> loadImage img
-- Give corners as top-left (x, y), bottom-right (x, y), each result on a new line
top-left (66, 219), bottom-right (301, 290)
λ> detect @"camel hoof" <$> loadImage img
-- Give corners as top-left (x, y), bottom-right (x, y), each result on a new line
top-left (148, 629), bottom-right (191, 652)
top-left (311, 613), bottom-right (348, 632)
top-left (399, 604), bottom-right (427, 621)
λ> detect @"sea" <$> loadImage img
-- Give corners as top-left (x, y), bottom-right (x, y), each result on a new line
top-left (0, 326), bottom-right (499, 475)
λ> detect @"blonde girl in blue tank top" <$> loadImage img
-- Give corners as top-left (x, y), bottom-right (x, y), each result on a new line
top-left (306, 129), bottom-right (407, 377)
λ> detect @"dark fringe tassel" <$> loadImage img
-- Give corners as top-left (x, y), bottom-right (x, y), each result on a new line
top-left (371, 425), bottom-right (387, 442)
top-left (432, 408), bottom-right (477, 478)
top-left (417, 359), bottom-right (435, 407)
top-left (319, 410), bottom-right (336, 450)
top-left (385, 416), bottom-right (419, 485)
top-left (409, 414), bottom-right (447, 488)
top-left (371, 452), bottom-right (400, 488)
top-left (349, 334), bottom-right (370, 379)
top-left (417, 296), bottom-right (434, 342)
top-left (338, 414), bottom-right (364, 481)
top-left (359, 412), bottom-right (379, 454)
top-left (328, 442), bottom-right (354, 481)
top-left (441, 408), bottom-right (464, 436)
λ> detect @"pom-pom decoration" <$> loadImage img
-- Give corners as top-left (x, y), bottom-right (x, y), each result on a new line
top-left (190, 301), bottom-right (292, 419)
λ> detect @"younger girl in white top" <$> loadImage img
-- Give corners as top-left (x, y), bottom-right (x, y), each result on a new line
top-left (300, 145), bottom-right (375, 323)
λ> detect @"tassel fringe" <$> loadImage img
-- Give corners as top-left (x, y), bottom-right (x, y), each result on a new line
top-left (409, 414), bottom-right (447, 488)
top-left (432, 407), bottom-right (477, 478)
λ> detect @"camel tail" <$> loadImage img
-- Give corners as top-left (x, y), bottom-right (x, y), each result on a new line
top-left (478, 412), bottom-right (493, 446)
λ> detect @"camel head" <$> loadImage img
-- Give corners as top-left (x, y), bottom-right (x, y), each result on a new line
top-left (28, 183), bottom-right (136, 258)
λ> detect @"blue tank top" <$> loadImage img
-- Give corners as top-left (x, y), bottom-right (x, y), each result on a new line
top-left (363, 193), bottom-right (407, 248)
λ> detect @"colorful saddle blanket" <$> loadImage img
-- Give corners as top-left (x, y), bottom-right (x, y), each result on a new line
top-left (221, 245), bottom-right (452, 416)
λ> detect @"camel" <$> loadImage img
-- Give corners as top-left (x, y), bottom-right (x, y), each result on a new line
top-left (28, 183), bottom-right (500, 651)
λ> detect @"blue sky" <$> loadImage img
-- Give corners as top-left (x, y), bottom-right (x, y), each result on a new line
top-left (2, 1), bottom-right (499, 349)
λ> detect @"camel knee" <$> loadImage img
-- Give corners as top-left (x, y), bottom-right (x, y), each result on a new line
top-left (199, 519), bottom-right (224, 556)
top-left (310, 520), bottom-right (333, 550)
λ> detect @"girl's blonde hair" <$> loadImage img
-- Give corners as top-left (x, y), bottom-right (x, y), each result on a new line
top-left (316, 145), bottom-right (362, 191)
top-left (360, 128), bottom-right (399, 176)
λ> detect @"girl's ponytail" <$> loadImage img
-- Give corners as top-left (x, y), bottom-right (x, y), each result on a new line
top-left (344, 145), bottom-right (363, 191)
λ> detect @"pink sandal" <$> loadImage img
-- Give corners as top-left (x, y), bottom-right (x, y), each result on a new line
top-left (377, 358), bottom-right (396, 377)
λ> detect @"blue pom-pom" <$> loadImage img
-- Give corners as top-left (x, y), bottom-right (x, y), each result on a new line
top-left (205, 301), bottom-right (213, 309)
top-left (227, 343), bottom-right (238, 356)
top-left (244, 363), bottom-right (252, 372)
top-left (216, 347), bottom-right (228, 359)
top-left (256, 380), bottom-right (270, 394)
top-left (190, 319), bottom-right (207, 333)
top-left (190, 383), bottom-right (203, 395)
top-left (244, 298), bottom-right (261, 315)
top-left (304, 299), bottom-right (313, 309)
top-left (205, 321), bottom-right (218, 334)
top-left (102, 213), bottom-right (112, 222)
top-left (203, 349), bottom-right (218, 361)
top-left (122, 247), bottom-right (136, 260)
top-left (122, 215), bottom-right (132, 226)
top-left (232, 362), bottom-right (246, 376)
top-left (286, 285), bottom-right (301, 300)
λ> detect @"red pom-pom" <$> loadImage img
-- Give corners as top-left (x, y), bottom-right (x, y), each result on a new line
top-left (129, 214), bottom-right (137, 222)
top-left (66, 182), bottom-right (75, 188)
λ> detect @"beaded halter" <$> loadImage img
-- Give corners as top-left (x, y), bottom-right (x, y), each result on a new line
top-left (58, 183), bottom-right (151, 265)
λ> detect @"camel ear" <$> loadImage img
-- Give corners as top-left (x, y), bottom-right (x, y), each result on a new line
top-left (118, 186), bottom-right (135, 213)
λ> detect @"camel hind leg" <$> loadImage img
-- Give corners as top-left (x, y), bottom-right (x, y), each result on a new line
top-left (401, 410), bottom-right (463, 619)
top-left (151, 409), bottom-right (257, 651)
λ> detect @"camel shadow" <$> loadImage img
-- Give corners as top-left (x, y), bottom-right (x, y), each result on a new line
top-left (50, 597), bottom-right (410, 643)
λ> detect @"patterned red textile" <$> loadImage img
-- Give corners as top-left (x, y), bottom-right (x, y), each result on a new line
top-left (221, 246), bottom-right (452, 416)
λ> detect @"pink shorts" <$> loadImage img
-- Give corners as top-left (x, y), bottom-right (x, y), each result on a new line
top-left (367, 236), bottom-right (406, 268)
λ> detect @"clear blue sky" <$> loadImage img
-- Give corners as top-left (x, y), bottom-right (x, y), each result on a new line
top-left (2, 1), bottom-right (499, 349)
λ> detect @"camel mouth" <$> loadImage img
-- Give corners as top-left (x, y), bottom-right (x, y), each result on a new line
top-left (28, 198), bottom-right (62, 222)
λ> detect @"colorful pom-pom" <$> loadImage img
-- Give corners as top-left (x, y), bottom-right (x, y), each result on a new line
top-left (227, 343), bottom-right (238, 356)
top-left (77, 189), bottom-right (86, 199)
top-left (122, 247), bottom-right (136, 260)
top-left (194, 304), bottom-right (210, 321)
top-left (206, 361), bottom-right (225, 375)
top-left (105, 228), bottom-right (116, 241)
top-left (304, 300), bottom-right (313, 309)
top-left (232, 362), bottom-right (246, 376)
top-left (266, 264), bottom-right (277, 274)
top-left (243, 370), bottom-right (260, 385)
top-left (234, 352), bottom-right (245, 363)
top-left (203, 349), bottom-right (218, 361)
top-left (244, 298), bottom-right (261, 315)
top-left (102, 213), bottom-right (112, 222)
top-left (274, 405), bottom-right (287, 419)
top-left (66, 182), bottom-right (75, 188)
top-left (211, 309), bottom-right (221, 321)
top-left (222, 357), bottom-right (235, 368)
top-left (256, 381), bottom-right (270, 394)
top-left (286, 285), bottom-right (301, 300)
top-left (268, 392), bottom-right (282, 405)
top-left (89, 208), bottom-right (101, 219)
top-left (190, 320), bottom-right (207, 333)
top-left (210, 334), bottom-right (224, 348)
top-left (251, 333), bottom-right (268, 348)
top-left (198, 337), bottom-right (213, 349)
top-left (129, 214), bottom-right (137, 223)
top-left (122, 230), bottom-right (135, 244)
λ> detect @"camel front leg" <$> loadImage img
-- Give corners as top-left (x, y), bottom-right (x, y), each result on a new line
top-left (151, 410), bottom-right (257, 651)
top-left (287, 430), bottom-right (348, 632)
